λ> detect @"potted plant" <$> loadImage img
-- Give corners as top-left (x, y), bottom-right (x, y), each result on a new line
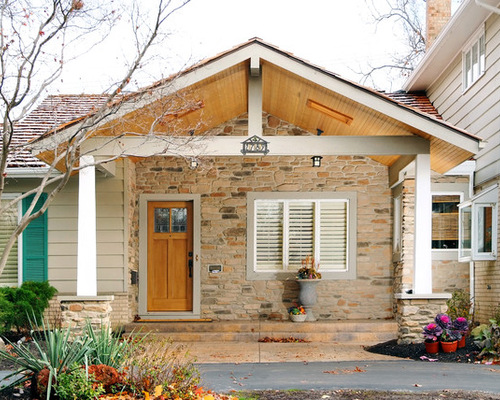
top-left (288, 304), bottom-right (307, 322)
top-left (440, 329), bottom-right (460, 352)
top-left (452, 317), bottom-right (469, 348)
top-left (422, 323), bottom-right (443, 353)
top-left (296, 256), bottom-right (321, 321)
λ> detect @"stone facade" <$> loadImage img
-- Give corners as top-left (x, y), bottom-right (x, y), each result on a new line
top-left (130, 114), bottom-right (394, 321)
top-left (395, 295), bottom-right (449, 343)
top-left (60, 296), bottom-right (113, 335)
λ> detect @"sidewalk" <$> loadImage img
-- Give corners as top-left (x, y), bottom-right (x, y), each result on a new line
top-left (197, 360), bottom-right (500, 393)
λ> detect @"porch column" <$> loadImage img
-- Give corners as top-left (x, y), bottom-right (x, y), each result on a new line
top-left (413, 154), bottom-right (432, 294)
top-left (248, 56), bottom-right (262, 137)
top-left (77, 155), bottom-right (97, 296)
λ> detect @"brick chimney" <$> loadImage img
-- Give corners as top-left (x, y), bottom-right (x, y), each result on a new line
top-left (426, 0), bottom-right (452, 49)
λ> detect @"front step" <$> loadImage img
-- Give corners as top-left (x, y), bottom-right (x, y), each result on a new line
top-left (123, 320), bottom-right (397, 346)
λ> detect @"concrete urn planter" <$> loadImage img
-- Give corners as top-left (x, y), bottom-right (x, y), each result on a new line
top-left (298, 279), bottom-right (320, 321)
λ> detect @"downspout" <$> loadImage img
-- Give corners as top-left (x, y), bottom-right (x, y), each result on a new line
top-left (475, 0), bottom-right (500, 14)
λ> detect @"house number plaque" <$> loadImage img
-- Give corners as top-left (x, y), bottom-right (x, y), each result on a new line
top-left (241, 135), bottom-right (269, 155)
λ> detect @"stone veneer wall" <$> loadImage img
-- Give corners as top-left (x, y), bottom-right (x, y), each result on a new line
top-left (395, 295), bottom-right (449, 343)
top-left (474, 177), bottom-right (500, 324)
top-left (130, 114), bottom-right (394, 321)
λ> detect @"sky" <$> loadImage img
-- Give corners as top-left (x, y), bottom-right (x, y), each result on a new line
top-left (53, 0), bottom-right (463, 95)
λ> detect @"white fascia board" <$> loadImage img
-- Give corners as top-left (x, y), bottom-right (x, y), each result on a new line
top-left (255, 46), bottom-right (481, 154)
top-left (404, 0), bottom-right (494, 92)
top-left (5, 166), bottom-right (58, 178)
top-left (83, 135), bottom-right (430, 158)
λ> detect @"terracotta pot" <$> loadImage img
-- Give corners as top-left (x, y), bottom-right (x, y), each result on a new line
top-left (458, 336), bottom-right (466, 348)
top-left (440, 340), bottom-right (458, 353)
top-left (424, 340), bottom-right (439, 354)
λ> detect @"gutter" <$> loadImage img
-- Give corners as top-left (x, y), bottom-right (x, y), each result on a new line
top-left (5, 167), bottom-right (59, 178)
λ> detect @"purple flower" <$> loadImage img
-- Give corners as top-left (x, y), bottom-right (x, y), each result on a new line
top-left (423, 323), bottom-right (443, 341)
top-left (452, 317), bottom-right (469, 334)
top-left (435, 313), bottom-right (452, 330)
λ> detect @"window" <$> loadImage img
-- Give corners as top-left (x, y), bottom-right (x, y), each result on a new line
top-left (0, 193), bottom-right (48, 285)
top-left (432, 194), bottom-right (461, 250)
top-left (247, 192), bottom-right (357, 280)
top-left (463, 29), bottom-right (486, 91)
top-left (459, 185), bottom-right (498, 261)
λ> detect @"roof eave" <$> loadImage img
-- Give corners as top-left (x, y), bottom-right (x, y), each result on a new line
top-left (404, 0), bottom-right (496, 92)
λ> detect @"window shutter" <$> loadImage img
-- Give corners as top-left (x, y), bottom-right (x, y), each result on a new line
top-left (288, 202), bottom-right (314, 268)
top-left (22, 193), bottom-right (48, 282)
top-left (255, 201), bottom-right (283, 270)
top-left (319, 201), bottom-right (347, 270)
top-left (0, 199), bottom-right (19, 284)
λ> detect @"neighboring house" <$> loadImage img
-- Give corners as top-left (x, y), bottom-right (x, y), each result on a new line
top-left (1, 38), bottom-right (483, 341)
top-left (404, 0), bottom-right (500, 323)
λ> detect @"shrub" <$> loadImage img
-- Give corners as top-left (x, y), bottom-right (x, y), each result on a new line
top-left (122, 335), bottom-right (200, 399)
top-left (471, 319), bottom-right (500, 359)
top-left (0, 281), bottom-right (57, 334)
top-left (54, 364), bottom-right (106, 400)
top-left (446, 290), bottom-right (473, 322)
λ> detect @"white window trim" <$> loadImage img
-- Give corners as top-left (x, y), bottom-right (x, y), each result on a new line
top-left (246, 192), bottom-right (357, 280)
top-left (458, 184), bottom-right (498, 262)
top-left (462, 25), bottom-right (486, 92)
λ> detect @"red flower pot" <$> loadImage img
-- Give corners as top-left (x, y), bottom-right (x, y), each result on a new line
top-left (424, 340), bottom-right (439, 354)
top-left (440, 340), bottom-right (458, 353)
top-left (458, 336), bottom-right (466, 348)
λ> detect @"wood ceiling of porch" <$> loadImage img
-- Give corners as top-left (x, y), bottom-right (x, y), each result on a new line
top-left (89, 58), bottom-right (474, 173)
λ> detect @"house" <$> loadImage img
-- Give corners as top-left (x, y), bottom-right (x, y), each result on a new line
top-left (1, 37), bottom-right (483, 342)
top-left (403, 0), bottom-right (500, 324)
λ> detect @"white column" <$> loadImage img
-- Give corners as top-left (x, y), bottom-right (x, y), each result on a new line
top-left (413, 154), bottom-right (432, 294)
top-left (248, 56), bottom-right (262, 137)
top-left (77, 155), bottom-right (97, 296)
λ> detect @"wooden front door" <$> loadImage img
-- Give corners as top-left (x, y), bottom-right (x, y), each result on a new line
top-left (147, 201), bottom-right (193, 312)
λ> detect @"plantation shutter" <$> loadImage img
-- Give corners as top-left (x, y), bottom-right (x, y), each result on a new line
top-left (319, 201), bottom-right (348, 270)
top-left (288, 202), bottom-right (314, 268)
top-left (0, 199), bottom-right (19, 284)
top-left (255, 201), bottom-right (283, 270)
top-left (22, 193), bottom-right (48, 282)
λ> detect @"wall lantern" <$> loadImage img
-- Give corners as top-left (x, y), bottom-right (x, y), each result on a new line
top-left (311, 156), bottom-right (323, 167)
top-left (189, 158), bottom-right (199, 169)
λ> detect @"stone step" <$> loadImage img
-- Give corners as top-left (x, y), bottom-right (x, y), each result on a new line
top-left (123, 320), bottom-right (397, 345)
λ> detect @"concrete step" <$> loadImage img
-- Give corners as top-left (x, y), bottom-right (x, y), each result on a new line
top-left (123, 320), bottom-right (397, 345)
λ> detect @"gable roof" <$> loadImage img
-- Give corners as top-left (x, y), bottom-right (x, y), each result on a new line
top-left (12, 38), bottom-right (482, 174)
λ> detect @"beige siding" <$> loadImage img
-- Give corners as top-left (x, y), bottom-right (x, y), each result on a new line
top-left (428, 12), bottom-right (500, 185)
top-left (48, 160), bottom-right (127, 294)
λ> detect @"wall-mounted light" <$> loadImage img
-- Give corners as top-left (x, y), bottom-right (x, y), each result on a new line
top-left (311, 156), bottom-right (323, 167)
top-left (316, 128), bottom-right (324, 136)
top-left (190, 159), bottom-right (199, 169)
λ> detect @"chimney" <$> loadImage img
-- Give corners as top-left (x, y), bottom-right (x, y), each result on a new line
top-left (426, 0), bottom-right (452, 49)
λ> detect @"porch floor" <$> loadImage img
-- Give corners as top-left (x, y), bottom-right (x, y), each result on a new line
top-left (123, 319), bottom-right (400, 363)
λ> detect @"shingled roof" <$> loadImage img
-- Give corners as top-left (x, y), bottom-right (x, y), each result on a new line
top-left (6, 95), bottom-right (108, 168)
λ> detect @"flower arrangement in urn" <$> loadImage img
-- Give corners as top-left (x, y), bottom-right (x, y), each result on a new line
top-left (296, 256), bottom-right (322, 279)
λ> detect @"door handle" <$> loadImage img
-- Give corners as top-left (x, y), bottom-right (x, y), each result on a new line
top-left (188, 259), bottom-right (193, 278)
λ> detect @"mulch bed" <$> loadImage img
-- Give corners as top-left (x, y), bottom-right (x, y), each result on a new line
top-left (365, 337), bottom-right (482, 363)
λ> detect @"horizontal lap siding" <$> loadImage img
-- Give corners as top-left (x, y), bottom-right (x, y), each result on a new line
top-left (48, 161), bottom-right (126, 294)
top-left (428, 13), bottom-right (500, 323)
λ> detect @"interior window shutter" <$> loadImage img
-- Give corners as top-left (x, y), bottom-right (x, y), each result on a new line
top-left (0, 199), bottom-right (19, 284)
top-left (255, 201), bottom-right (283, 270)
top-left (288, 202), bottom-right (314, 268)
top-left (320, 201), bottom-right (347, 270)
top-left (22, 193), bottom-right (48, 282)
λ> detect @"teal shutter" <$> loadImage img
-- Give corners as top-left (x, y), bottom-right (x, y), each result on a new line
top-left (22, 193), bottom-right (48, 282)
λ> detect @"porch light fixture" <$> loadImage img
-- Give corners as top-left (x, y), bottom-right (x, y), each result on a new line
top-left (189, 158), bottom-right (199, 169)
top-left (311, 156), bottom-right (323, 167)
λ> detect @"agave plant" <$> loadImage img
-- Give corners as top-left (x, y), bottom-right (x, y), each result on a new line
top-left (0, 318), bottom-right (93, 399)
